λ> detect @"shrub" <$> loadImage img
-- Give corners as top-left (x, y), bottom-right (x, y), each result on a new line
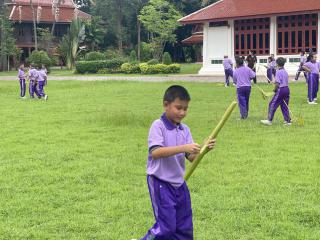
top-left (162, 52), bottom-right (172, 65)
top-left (167, 64), bottom-right (181, 73)
top-left (85, 51), bottom-right (105, 61)
top-left (75, 58), bottom-right (125, 74)
top-left (130, 50), bottom-right (137, 63)
top-left (27, 50), bottom-right (52, 69)
top-left (139, 63), bottom-right (181, 74)
top-left (140, 42), bottom-right (153, 62)
top-left (121, 63), bottom-right (141, 74)
top-left (147, 59), bottom-right (159, 65)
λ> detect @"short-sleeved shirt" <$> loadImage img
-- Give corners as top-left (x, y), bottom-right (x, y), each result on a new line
top-left (223, 58), bottom-right (233, 70)
top-left (38, 69), bottom-right (47, 82)
top-left (246, 55), bottom-right (257, 69)
top-left (147, 113), bottom-right (194, 187)
top-left (304, 62), bottom-right (320, 74)
top-left (29, 68), bottom-right (38, 81)
top-left (300, 56), bottom-right (307, 65)
top-left (268, 60), bottom-right (276, 69)
top-left (275, 68), bottom-right (289, 88)
top-left (233, 66), bottom-right (256, 88)
top-left (18, 69), bottom-right (25, 79)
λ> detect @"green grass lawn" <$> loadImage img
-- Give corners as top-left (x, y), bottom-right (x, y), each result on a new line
top-left (0, 81), bottom-right (319, 239)
top-left (0, 63), bottom-right (202, 77)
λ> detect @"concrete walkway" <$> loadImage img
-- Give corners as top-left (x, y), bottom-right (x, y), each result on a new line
top-left (0, 75), bottom-right (276, 83)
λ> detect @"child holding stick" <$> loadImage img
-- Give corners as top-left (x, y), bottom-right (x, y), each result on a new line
top-left (233, 57), bottom-right (256, 119)
top-left (223, 55), bottom-right (234, 87)
top-left (138, 85), bottom-right (216, 240)
top-left (261, 57), bottom-right (291, 126)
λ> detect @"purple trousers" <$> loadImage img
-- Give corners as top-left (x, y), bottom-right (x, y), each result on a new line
top-left (224, 68), bottom-right (234, 86)
top-left (19, 79), bottom-right (26, 97)
top-left (29, 80), bottom-right (39, 98)
top-left (267, 68), bottom-right (273, 82)
top-left (237, 86), bottom-right (251, 119)
top-left (295, 66), bottom-right (307, 82)
top-left (268, 86), bottom-right (290, 122)
top-left (307, 73), bottom-right (319, 102)
top-left (37, 81), bottom-right (46, 98)
top-left (141, 175), bottom-right (193, 240)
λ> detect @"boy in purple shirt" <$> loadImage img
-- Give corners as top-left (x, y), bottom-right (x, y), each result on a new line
top-left (233, 57), bottom-right (256, 119)
top-left (303, 53), bottom-right (319, 104)
top-left (37, 66), bottom-right (48, 100)
top-left (223, 55), bottom-right (234, 87)
top-left (18, 64), bottom-right (26, 99)
top-left (295, 51), bottom-right (307, 82)
top-left (139, 85), bottom-right (216, 240)
top-left (266, 56), bottom-right (275, 83)
top-left (261, 57), bottom-right (291, 126)
top-left (28, 64), bottom-right (41, 99)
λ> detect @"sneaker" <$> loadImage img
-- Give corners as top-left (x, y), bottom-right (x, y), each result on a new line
top-left (44, 95), bottom-right (48, 101)
top-left (314, 98), bottom-right (318, 101)
top-left (225, 84), bottom-right (229, 87)
top-left (308, 101), bottom-right (318, 105)
top-left (232, 83), bottom-right (236, 86)
top-left (261, 120), bottom-right (272, 125)
top-left (284, 121), bottom-right (292, 126)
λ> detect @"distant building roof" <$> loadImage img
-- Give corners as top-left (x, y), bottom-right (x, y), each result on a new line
top-left (9, 0), bottom-right (91, 23)
top-left (179, 0), bottom-right (320, 24)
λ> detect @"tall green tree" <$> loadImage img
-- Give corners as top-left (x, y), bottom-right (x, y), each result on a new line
top-left (83, 16), bottom-right (106, 51)
top-left (139, 0), bottom-right (182, 60)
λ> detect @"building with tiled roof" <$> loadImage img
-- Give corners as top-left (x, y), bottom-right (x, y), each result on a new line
top-left (179, 0), bottom-right (320, 75)
top-left (8, 0), bottom-right (90, 60)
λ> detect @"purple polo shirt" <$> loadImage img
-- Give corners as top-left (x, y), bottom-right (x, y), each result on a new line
top-left (37, 69), bottom-right (47, 82)
top-left (300, 56), bottom-right (307, 64)
top-left (29, 68), bottom-right (38, 81)
top-left (269, 60), bottom-right (276, 69)
top-left (147, 113), bottom-right (194, 187)
top-left (233, 66), bottom-right (255, 88)
top-left (304, 62), bottom-right (320, 74)
top-left (275, 68), bottom-right (289, 88)
top-left (18, 69), bottom-right (25, 79)
top-left (223, 58), bottom-right (233, 70)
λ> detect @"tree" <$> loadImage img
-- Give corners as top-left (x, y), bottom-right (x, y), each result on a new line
top-left (84, 16), bottom-right (106, 51)
top-left (59, 19), bottom-right (85, 69)
top-left (139, 0), bottom-right (182, 60)
top-left (29, 0), bottom-right (38, 50)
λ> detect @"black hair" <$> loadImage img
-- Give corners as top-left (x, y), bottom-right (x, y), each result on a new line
top-left (163, 85), bottom-right (190, 103)
top-left (236, 57), bottom-right (244, 67)
top-left (276, 57), bottom-right (286, 67)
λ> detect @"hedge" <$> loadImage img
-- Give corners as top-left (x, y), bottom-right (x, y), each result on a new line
top-left (75, 59), bottom-right (125, 74)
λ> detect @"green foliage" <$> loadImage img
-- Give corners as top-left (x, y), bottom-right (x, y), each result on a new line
top-left (130, 50), bottom-right (137, 63)
top-left (85, 51), bottom-right (106, 61)
top-left (139, 63), bottom-right (180, 74)
top-left (120, 63), bottom-right (141, 74)
top-left (147, 59), bottom-right (159, 65)
top-left (139, 0), bottom-right (182, 60)
top-left (26, 50), bottom-right (52, 69)
top-left (75, 59), bottom-right (125, 74)
top-left (139, 42), bottom-right (154, 62)
top-left (38, 28), bottom-right (54, 53)
top-left (84, 16), bottom-right (106, 51)
top-left (162, 52), bottom-right (172, 65)
top-left (105, 48), bottom-right (123, 59)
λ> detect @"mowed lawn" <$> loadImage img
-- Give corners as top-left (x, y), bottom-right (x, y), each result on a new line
top-left (0, 80), bottom-right (319, 239)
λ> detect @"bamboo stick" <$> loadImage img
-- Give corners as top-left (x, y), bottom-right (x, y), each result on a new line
top-left (184, 101), bottom-right (237, 181)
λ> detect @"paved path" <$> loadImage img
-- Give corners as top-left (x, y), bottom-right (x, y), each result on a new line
top-left (0, 75), bottom-right (298, 83)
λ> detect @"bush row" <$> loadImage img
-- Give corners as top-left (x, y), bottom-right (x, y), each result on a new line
top-left (75, 59), bottom-right (125, 74)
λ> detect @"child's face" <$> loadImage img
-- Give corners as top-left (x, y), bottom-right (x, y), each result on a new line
top-left (164, 98), bottom-right (189, 124)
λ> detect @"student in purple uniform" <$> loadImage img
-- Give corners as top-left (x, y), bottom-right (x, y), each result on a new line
top-left (223, 55), bottom-right (234, 87)
top-left (37, 66), bottom-right (48, 100)
top-left (233, 57), bottom-right (256, 119)
top-left (266, 56), bottom-right (274, 83)
top-left (261, 57), bottom-right (291, 126)
top-left (303, 53), bottom-right (319, 104)
top-left (28, 64), bottom-right (40, 99)
top-left (41, 64), bottom-right (48, 86)
top-left (139, 85), bottom-right (216, 240)
top-left (270, 54), bottom-right (276, 78)
top-left (294, 51), bottom-right (307, 82)
top-left (18, 64), bottom-right (27, 99)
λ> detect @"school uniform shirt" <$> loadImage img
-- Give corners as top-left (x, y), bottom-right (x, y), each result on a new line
top-left (275, 68), bottom-right (289, 88)
top-left (233, 66), bottom-right (256, 88)
top-left (37, 69), bottom-right (47, 82)
top-left (300, 56), bottom-right (307, 66)
top-left (29, 68), bottom-right (38, 81)
top-left (303, 62), bottom-right (320, 74)
top-left (223, 58), bottom-right (233, 70)
top-left (147, 113), bottom-right (194, 188)
top-left (18, 69), bottom-right (25, 79)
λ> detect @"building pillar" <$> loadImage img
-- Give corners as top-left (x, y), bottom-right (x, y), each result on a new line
top-left (270, 16), bottom-right (277, 56)
top-left (202, 22), bottom-right (209, 67)
top-left (228, 20), bottom-right (234, 58)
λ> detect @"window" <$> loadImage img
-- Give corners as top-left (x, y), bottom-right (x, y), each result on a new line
top-left (277, 14), bottom-right (318, 54)
top-left (211, 59), bottom-right (223, 64)
top-left (234, 18), bottom-right (270, 56)
top-left (209, 21), bottom-right (228, 27)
